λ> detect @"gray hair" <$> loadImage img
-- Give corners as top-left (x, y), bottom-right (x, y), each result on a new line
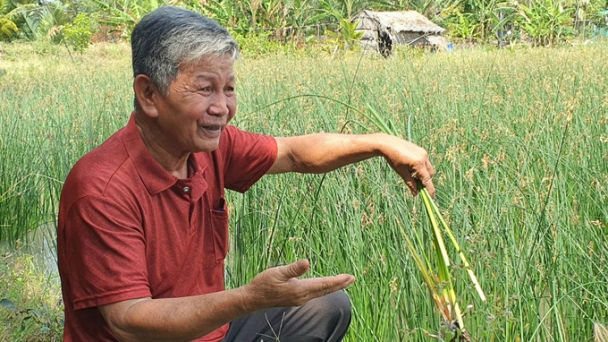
top-left (131, 6), bottom-right (239, 110)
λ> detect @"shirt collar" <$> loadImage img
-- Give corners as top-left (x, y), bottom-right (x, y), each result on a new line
top-left (121, 113), bottom-right (208, 195)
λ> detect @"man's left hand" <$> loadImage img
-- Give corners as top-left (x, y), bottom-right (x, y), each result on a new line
top-left (378, 134), bottom-right (436, 198)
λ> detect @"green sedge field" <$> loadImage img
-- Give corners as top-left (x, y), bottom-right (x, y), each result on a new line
top-left (1, 41), bottom-right (607, 341)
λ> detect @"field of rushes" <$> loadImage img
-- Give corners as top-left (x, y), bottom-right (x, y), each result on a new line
top-left (1, 42), bottom-right (607, 341)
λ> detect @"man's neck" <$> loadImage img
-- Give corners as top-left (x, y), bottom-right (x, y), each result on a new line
top-left (135, 115), bottom-right (189, 179)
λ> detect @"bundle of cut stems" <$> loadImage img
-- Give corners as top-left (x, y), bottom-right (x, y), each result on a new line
top-left (400, 185), bottom-right (486, 341)
top-left (363, 105), bottom-right (487, 341)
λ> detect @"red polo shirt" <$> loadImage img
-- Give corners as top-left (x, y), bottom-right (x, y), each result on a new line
top-left (57, 114), bottom-right (277, 341)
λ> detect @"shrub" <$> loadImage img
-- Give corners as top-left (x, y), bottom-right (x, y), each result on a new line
top-left (0, 17), bottom-right (18, 42)
top-left (0, 252), bottom-right (63, 341)
top-left (63, 13), bottom-right (95, 53)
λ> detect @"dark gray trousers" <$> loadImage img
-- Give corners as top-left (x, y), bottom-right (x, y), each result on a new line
top-left (222, 290), bottom-right (351, 342)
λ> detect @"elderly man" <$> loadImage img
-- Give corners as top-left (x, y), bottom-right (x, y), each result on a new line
top-left (57, 6), bottom-right (435, 342)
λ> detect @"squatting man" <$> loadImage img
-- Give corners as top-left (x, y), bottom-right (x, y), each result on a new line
top-left (57, 6), bottom-right (436, 342)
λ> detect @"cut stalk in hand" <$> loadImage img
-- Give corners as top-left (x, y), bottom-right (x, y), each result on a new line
top-left (362, 104), bottom-right (486, 341)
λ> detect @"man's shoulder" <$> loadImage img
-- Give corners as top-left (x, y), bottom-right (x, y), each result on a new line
top-left (63, 129), bottom-right (131, 199)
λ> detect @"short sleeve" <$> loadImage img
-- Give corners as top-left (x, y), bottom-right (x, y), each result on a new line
top-left (63, 195), bottom-right (151, 310)
top-left (221, 126), bottom-right (277, 193)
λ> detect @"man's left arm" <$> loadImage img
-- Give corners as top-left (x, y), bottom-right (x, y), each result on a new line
top-left (267, 133), bottom-right (436, 197)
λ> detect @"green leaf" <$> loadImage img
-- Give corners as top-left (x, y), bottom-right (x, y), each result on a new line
top-left (0, 298), bottom-right (16, 311)
top-left (28, 308), bottom-right (43, 318)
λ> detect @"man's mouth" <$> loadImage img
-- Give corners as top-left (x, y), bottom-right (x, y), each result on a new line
top-left (202, 125), bottom-right (222, 131)
top-left (200, 125), bottom-right (224, 137)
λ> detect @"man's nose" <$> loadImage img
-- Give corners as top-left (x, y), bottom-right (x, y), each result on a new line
top-left (208, 93), bottom-right (229, 116)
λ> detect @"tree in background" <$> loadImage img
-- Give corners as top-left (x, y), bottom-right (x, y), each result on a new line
top-left (1, 0), bottom-right (606, 49)
top-left (0, 0), bottom-right (41, 41)
top-left (62, 12), bottom-right (94, 52)
top-left (0, 0), bottom-right (74, 42)
top-left (518, 0), bottom-right (575, 45)
top-left (87, 0), bottom-right (174, 40)
top-left (0, 0), bottom-right (20, 41)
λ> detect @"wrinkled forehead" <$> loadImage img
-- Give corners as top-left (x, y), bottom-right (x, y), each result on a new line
top-left (178, 53), bottom-right (235, 74)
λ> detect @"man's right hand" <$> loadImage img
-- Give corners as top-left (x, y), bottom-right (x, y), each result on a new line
top-left (241, 259), bottom-right (356, 310)
top-left (98, 260), bottom-right (354, 342)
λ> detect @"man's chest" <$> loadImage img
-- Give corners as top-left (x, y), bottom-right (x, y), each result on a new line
top-left (136, 176), bottom-right (228, 297)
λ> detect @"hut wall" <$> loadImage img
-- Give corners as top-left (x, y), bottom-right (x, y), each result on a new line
top-left (353, 11), bottom-right (451, 52)
top-left (393, 32), bottom-right (428, 46)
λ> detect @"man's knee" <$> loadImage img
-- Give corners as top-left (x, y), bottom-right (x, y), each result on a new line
top-left (308, 290), bottom-right (351, 323)
top-left (225, 291), bottom-right (352, 342)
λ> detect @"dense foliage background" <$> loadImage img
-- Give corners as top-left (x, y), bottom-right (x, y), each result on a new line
top-left (1, 1), bottom-right (607, 341)
top-left (1, 0), bottom-right (607, 51)
top-left (1, 41), bottom-right (607, 340)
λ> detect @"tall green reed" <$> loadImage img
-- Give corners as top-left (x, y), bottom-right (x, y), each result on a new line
top-left (0, 43), bottom-right (132, 244)
top-left (229, 45), bottom-right (608, 341)
top-left (2, 42), bottom-right (608, 341)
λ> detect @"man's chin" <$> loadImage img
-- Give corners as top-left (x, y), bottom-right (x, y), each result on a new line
top-left (195, 140), bottom-right (221, 153)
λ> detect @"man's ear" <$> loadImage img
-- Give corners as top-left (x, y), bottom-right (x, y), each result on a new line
top-left (133, 74), bottom-right (161, 118)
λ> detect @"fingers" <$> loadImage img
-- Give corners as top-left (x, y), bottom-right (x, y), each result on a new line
top-left (404, 151), bottom-right (436, 198)
top-left (419, 175), bottom-right (436, 198)
top-left (400, 159), bottom-right (435, 198)
top-left (279, 259), bottom-right (310, 280)
top-left (286, 274), bottom-right (355, 306)
top-left (279, 260), bottom-right (355, 297)
top-left (299, 274), bottom-right (356, 298)
top-left (416, 158), bottom-right (436, 198)
top-left (382, 137), bottom-right (436, 198)
top-left (248, 261), bottom-right (355, 309)
top-left (403, 171), bottom-right (419, 197)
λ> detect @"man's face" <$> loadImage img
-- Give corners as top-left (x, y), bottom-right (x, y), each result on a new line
top-left (154, 53), bottom-right (236, 154)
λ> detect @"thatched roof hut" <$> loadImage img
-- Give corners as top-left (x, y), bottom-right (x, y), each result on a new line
top-left (351, 10), bottom-right (450, 56)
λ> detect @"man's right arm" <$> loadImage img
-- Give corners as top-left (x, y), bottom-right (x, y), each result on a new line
top-left (98, 288), bottom-right (247, 342)
top-left (98, 260), bottom-right (355, 342)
